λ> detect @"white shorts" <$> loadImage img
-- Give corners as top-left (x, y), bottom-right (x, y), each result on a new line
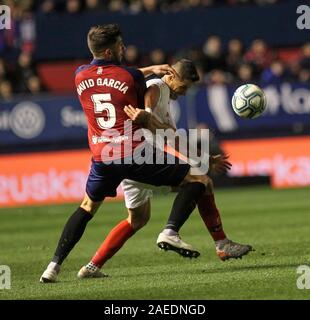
top-left (121, 179), bottom-right (153, 209)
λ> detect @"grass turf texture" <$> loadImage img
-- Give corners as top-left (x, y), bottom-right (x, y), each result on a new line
top-left (0, 186), bottom-right (309, 300)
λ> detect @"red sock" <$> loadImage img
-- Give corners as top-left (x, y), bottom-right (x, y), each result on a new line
top-left (91, 220), bottom-right (134, 268)
top-left (197, 193), bottom-right (226, 241)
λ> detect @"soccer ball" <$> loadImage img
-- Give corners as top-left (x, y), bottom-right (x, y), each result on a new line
top-left (231, 84), bottom-right (267, 119)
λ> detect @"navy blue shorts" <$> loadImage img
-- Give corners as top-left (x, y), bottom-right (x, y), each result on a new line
top-left (86, 150), bottom-right (190, 201)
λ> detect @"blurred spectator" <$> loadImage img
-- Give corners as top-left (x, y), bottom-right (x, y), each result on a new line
top-left (66, 0), bottom-right (81, 14)
top-left (288, 61), bottom-right (300, 81)
top-left (19, 10), bottom-right (36, 53)
top-left (287, 43), bottom-right (310, 83)
top-left (206, 69), bottom-right (229, 85)
top-left (2, 1), bottom-right (23, 59)
top-left (0, 1), bottom-right (36, 78)
top-left (187, 0), bottom-right (202, 9)
top-left (18, 0), bottom-right (34, 12)
top-left (149, 48), bottom-right (167, 65)
top-left (225, 38), bottom-right (244, 75)
top-left (26, 75), bottom-right (46, 94)
top-left (202, 36), bottom-right (226, 73)
top-left (299, 43), bottom-right (310, 71)
top-left (236, 63), bottom-right (254, 84)
top-left (13, 51), bottom-right (37, 93)
top-left (186, 47), bottom-right (205, 66)
top-left (40, 0), bottom-right (56, 14)
top-left (298, 69), bottom-right (310, 83)
top-left (0, 80), bottom-right (13, 101)
top-left (125, 45), bottom-right (141, 66)
top-left (128, 0), bottom-right (143, 14)
top-left (86, 0), bottom-right (103, 11)
top-left (244, 39), bottom-right (274, 75)
top-left (261, 60), bottom-right (287, 85)
top-left (142, 0), bottom-right (159, 13)
top-left (298, 45), bottom-right (310, 83)
top-left (108, 0), bottom-right (126, 12)
top-left (0, 59), bottom-right (10, 81)
top-left (201, 0), bottom-right (214, 6)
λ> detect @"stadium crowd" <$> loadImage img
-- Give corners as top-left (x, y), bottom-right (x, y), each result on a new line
top-left (0, 0), bottom-right (308, 100)
top-left (2, 0), bottom-right (282, 16)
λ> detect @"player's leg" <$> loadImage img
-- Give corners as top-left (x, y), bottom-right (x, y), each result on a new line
top-left (159, 171), bottom-right (253, 260)
top-left (197, 177), bottom-right (226, 241)
top-left (78, 181), bottom-right (152, 278)
top-left (40, 160), bottom-right (122, 283)
top-left (40, 193), bottom-right (102, 283)
top-left (197, 177), bottom-right (253, 261)
top-left (125, 150), bottom-right (210, 258)
top-left (157, 172), bottom-right (209, 258)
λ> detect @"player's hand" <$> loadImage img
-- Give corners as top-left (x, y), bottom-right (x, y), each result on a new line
top-left (124, 105), bottom-right (151, 126)
top-left (209, 154), bottom-right (232, 174)
top-left (150, 64), bottom-right (177, 77)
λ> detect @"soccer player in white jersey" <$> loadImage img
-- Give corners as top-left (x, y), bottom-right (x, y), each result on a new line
top-left (78, 59), bottom-right (252, 279)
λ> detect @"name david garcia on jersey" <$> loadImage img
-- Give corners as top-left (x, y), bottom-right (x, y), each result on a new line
top-left (77, 77), bottom-right (129, 96)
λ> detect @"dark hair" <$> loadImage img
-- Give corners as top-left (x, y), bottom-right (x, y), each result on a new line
top-left (87, 24), bottom-right (122, 56)
top-left (174, 59), bottom-right (200, 82)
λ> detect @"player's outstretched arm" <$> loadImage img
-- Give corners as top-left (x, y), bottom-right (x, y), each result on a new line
top-left (139, 64), bottom-right (177, 78)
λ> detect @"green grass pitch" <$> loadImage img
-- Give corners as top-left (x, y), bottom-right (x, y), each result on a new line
top-left (0, 186), bottom-right (309, 300)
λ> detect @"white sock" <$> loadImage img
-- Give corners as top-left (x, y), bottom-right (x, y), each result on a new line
top-left (162, 228), bottom-right (178, 236)
top-left (47, 262), bottom-right (60, 273)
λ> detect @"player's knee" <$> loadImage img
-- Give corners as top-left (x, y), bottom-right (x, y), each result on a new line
top-left (204, 177), bottom-right (214, 194)
top-left (80, 203), bottom-right (98, 215)
top-left (127, 204), bottom-right (150, 231)
top-left (80, 193), bottom-right (101, 215)
top-left (182, 174), bottom-right (215, 195)
top-left (130, 212), bottom-right (150, 231)
top-left (135, 213), bottom-right (150, 230)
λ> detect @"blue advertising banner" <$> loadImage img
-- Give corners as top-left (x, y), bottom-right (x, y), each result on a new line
top-left (175, 82), bottom-right (310, 137)
top-left (0, 96), bottom-right (87, 151)
top-left (1, 82), bottom-right (310, 151)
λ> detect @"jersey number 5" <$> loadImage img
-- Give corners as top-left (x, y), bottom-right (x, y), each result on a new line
top-left (91, 93), bottom-right (116, 129)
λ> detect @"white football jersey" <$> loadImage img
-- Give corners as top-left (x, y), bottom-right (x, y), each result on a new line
top-left (146, 78), bottom-right (176, 128)
top-left (121, 78), bottom-right (179, 209)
